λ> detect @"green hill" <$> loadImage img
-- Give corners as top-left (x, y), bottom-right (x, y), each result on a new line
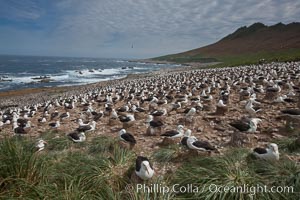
top-left (153, 22), bottom-right (300, 66)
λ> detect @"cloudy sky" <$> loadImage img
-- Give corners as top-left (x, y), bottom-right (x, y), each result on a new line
top-left (0, 0), bottom-right (299, 58)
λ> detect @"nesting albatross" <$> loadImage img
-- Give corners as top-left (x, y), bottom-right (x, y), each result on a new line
top-left (77, 121), bottom-right (96, 132)
top-left (36, 139), bottom-right (47, 152)
top-left (161, 125), bottom-right (184, 138)
top-left (68, 131), bottom-right (86, 143)
top-left (229, 117), bottom-right (262, 133)
top-left (252, 143), bottom-right (279, 161)
top-left (135, 156), bottom-right (154, 181)
top-left (119, 129), bottom-right (136, 145)
top-left (187, 136), bottom-right (216, 151)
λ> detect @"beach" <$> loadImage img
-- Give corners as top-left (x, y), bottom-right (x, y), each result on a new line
top-left (0, 72), bottom-right (144, 108)
top-left (0, 60), bottom-right (222, 109)
top-left (0, 60), bottom-right (187, 108)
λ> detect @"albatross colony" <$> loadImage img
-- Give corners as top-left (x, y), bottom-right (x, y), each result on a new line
top-left (1, 61), bottom-right (300, 177)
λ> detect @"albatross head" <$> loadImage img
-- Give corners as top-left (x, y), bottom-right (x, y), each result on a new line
top-left (162, 108), bottom-right (167, 115)
top-left (131, 105), bottom-right (137, 111)
top-left (26, 121), bottom-right (31, 127)
top-left (187, 107), bottom-right (196, 115)
top-left (217, 100), bottom-right (225, 107)
top-left (119, 129), bottom-right (126, 135)
top-left (141, 161), bottom-right (154, 178)
top-left (268, 143), bottom-right (279, 153)
top-left (250, 118), bottom-right (262, 126)
top-left (127, 114), bottom-right (135, 121)
top-left (37, 139), bottom-right (47, 145)
top-left (36, 139), bottom-right (47, 151)
top-left (145, 115), bottom-right (153, 123)
top-left (184, 129), bottom-right (192, 137)
top-left (177, 125), bottom-right (184, 131)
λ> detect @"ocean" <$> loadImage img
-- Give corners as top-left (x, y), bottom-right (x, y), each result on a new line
top-left (0, 55), bottom-right (180, 92)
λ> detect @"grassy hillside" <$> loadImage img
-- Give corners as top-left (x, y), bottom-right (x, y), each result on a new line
top-left (153, 22), bottom-right (300, 66)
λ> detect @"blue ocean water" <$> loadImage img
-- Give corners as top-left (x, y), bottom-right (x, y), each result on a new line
top-left (0, 55), bottom-right (180, 92)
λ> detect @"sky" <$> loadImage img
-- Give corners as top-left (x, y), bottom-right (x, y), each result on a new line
top-left (0, 0), bottom-right (299, 59)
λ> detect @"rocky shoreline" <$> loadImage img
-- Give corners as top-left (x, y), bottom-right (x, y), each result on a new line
top-left (0, 65), bottom-right (193, 109)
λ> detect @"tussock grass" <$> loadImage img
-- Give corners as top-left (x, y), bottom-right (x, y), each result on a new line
top-left (0, 137), bottom-right (48, 198)
top-left (153, 145), bottom-right (181, 163)
top-left (88, 136), bottom-right (116, 154)
top-left (1, 134), bottom-right (300, 199)
top-left (273, 133), bottom-right (300, 153)
top-left (172, 149), bottom-right (300, 200)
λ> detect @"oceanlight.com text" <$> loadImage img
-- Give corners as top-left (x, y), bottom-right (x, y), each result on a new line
top-left (131, 183), bottom-right (294, 196)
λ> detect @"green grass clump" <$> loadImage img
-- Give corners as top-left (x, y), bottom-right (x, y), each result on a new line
top-left (153, 144), bottom-right (181, 163)
top-left (0, 137), bottom-right (48, 198)
top-left (88, 136), bottom-right (116, 154)
top-left (172, 149), bottom-right (300, 200)
top-left (273, 135), bottom-right (300, 153)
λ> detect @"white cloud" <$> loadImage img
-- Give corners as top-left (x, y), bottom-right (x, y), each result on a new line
top-left (0, 0), bottom-right (299, 58)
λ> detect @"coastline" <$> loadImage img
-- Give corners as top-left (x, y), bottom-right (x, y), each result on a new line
top-left (0, 63), bottom-right (194, 109)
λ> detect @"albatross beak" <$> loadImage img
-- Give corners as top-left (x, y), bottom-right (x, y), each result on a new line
top-left (146, 167), bottom-right (150, 175)
top-left (144, 164), bottom-right (150, 175)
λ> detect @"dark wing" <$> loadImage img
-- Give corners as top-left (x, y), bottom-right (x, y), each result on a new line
top-left (91, 111), bottom-right (98, 115)
top-left (253, 147), bottom-right (267, 154)
top-left (180, 137), bottom-right (188, 146)
top-left (117, 107), bottom-right (127, 112)
top-left (49, 122), bottom-right (56, 127)
top-left (229, 120), bottom-right (251, 132)
top-left (253, 88), bottom-right (262, 93)
top-left (151, 110), bottom-right (163, 116)
top-left (77, 125), bottom-right (91, 132)
top-left (14, 127), bottom-right (26, 134)
top-left (183, 108), bottom-right (190, 114)
top-left (136, 107), bottom-right (146, 112)
top-left (253, 106), bottom-right (261, 111)
top-left (165, 95), bottom-right (173, 100)
top-left (283, 98), bottom-right (295, 103)
top-left (266, 87), bottom-right (279, 92)
top-left (150, 120), bottom-right (163, 127)
top-left (60, 113), bottom-right (68, 118)
top-left (161, 130), bottom-right (179, 137)
top-left (94, 113), bottom-right (103, 121)
top-left (68, 132), bottom-right (80, 140)
top-left (193, 140), bottom-right (216, 150)
top-left (190, 97), bottom-right (200, 101)
top-left (51, 112), bottom-right (59, 120)
top-left (281, 109), bottom-right (300, 115)
top-left (119, 116), bottom-right (130, 122)
top-left (121, 133), bottom-right (136, 144)
top-left (17, 118), bottom-right (28, 126)
top-left (105, 107), bottom-right (112, 112)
